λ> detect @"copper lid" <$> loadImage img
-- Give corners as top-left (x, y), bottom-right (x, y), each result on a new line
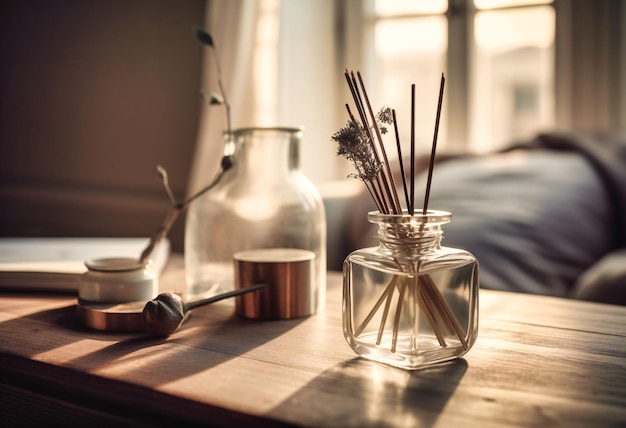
top-left (234, 248), bottom-right (315, 320)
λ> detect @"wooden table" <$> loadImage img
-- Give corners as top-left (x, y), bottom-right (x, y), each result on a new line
top-left (1, 257), bottom-right (625, 427)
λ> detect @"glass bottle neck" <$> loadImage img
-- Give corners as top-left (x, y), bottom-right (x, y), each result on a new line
top-left (227, 127), bottom-right (302, 176)
top-left (368, 210), bottom-right (451, 257)
top-left (378, 223), bottom-right (443, 256)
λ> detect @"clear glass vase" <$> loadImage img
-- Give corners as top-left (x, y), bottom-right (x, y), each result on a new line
top-left (343, 210), bottom-right (479, 369)
top-left (185, 127), bottom-right (326, 313)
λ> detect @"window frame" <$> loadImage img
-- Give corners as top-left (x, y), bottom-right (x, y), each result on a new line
top-left (339, 0), bottom-right (625, 154)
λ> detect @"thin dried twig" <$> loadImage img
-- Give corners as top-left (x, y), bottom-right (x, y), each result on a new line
top-left (194, 27), bottom-right (232, 140)
top-left (155, 165), bottom-right (177, 206)
top-left (139, 157), bottom-right (233, 264)
top-left (139, 30), bottom-right (236, 265)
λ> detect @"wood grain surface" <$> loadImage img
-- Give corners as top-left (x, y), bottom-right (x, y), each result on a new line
top-left (1, 256), bottom-right (625, 427)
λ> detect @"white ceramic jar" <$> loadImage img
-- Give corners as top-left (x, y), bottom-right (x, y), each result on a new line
top-left (79, 257), bottom-right (158, 303)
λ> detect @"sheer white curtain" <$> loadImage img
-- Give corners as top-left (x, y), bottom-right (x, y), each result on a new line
top-left (188, 0), bottom-right (259, 195)
top-left (276, 0), bottom-right (344, 183)
top-left (188, 0), bottom-right (347, 195)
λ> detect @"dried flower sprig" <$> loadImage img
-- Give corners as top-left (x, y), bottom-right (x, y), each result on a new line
top-left (354, 71), bottom-right (402, 214)
top-left (333, 106), bottom-right (396, 212)
top-left (337, 69), bottom-right (403, 215)
top-left (333, 107), bottom-right (393, 181)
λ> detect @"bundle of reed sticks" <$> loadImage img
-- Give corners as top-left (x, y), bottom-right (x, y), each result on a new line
top-left (333, 71), bottom-right (467, 351)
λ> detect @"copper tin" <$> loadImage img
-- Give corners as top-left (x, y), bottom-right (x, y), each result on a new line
top-left (234, 248), bottom-right (315, 320)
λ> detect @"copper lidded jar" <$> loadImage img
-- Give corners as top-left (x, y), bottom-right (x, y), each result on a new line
top-left (185, 127), bottom-right (326, 314)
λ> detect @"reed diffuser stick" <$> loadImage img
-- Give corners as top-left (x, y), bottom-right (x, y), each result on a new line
top-left (392, 109), bottom-right (411, 211)
top-left (423, 73), bottom-right (445, 215)
top-left (391, 281), bottom-right (408, 352)
top-left (410, 84), bottom-right (416, 216)
top-left (376, 282), bottom-right (395, 345)
top-left (353, 276), bottom-right (397, 338)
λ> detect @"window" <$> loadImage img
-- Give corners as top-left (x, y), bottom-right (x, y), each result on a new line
top-left (249, 0), bottom-right (623, 183)
top-left (358, 0), bottom-right (555, 153)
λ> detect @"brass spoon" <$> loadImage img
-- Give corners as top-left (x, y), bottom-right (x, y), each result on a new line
top-left (142, 283), bottom-right (267, 337)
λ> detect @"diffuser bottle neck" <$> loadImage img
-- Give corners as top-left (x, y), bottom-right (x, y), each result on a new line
top-left (368, 210), bottom-right (451, 258)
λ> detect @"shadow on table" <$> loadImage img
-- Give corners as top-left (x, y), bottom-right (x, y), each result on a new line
top-left (0, 298), bottom-right (306, 387)
top-left (268, 357), bottom-right (468, 427)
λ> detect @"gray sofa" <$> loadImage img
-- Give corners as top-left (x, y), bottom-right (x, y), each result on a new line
top-left (324, 131), bottom-right (626, 305)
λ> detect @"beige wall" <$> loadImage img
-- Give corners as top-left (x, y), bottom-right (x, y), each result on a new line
top-left (0, 0), bottom-right (206, 251)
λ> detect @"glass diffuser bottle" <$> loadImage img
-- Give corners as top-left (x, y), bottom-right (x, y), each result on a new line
top-left (185, 127), bottom-right (326, 313)
top-left (333, 69), bottom-right (475, 369)
top-left (343, 210), bottom-right (478, 369)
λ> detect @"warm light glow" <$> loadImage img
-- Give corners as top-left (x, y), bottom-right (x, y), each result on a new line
top-left (34, 340), bottom-right (120, 365)
top-left (470, 5), bottom-right (555, 151)
top-left (375, 17), bottom-right (446, 57)
top-left (371, 15), bottom-right (447, 152)
top-left (365, 363), bottom-right (420, 424)
top-left (368, 0), bottom-right (555, 154)
top-left (475, 7), bottom-right (554, 52)
top-left (253, 0), bottom-right (280, 126)
top-left (375, 0), bottom-right (447, 16)
top-left (233, 196), bottom-right (280, 221)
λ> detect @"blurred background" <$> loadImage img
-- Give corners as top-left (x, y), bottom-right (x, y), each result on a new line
top-left (1, 0), bottom-right (624, 253)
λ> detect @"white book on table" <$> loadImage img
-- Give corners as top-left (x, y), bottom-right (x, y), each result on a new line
top-left (0, 237), bottom-right (170, 292)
